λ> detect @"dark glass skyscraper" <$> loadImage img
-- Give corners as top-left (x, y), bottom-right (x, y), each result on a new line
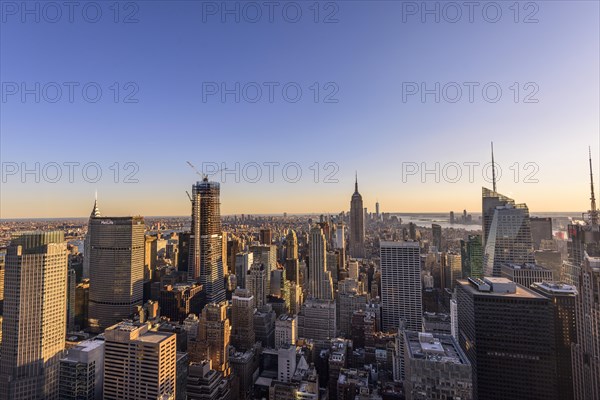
top-left (88, 211), bottom-right (145, 333)
top-left (456, 277), bottom-right (558, 400)
top-left (349, 175), bottom-right (365, 258)
top-left (188, 178), bottom-right (225, 304)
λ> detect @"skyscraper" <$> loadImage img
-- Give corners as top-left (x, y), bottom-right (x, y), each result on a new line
top-left (194, 302), bottom-right (230, 375)
top-left (308, 225), bottom-right (333, 300)
top-left (460, 235), bottom-right (483, 279)
top-left (530, 282), bottom-right (577, 400)
top-left (231, 288), bottom-right (255, 352)
top-left (572, 253), bottom-right (600, 400)
top-left (431, 223), bottom-right (442, 251)
top-left (87, 210), bottom-right (145, 333)
top-left (350, 174), bottom-right (365, 259)
top-left (188, 178), bottom-right (225, 304)
top-left (235, 252), bottom-right (253, 289)
top-left (482, 194), bottom-right (535, 277)
top-left (247, 262), bottom-right (268, 307)
top-left (380, 241), bottom-right (422, 332)
top-left (456, 277), bottom-right (558, 400)
top-left (482, 188), bottom-right (515, 246)
top-left (0, 231), bottom-right (68, 400)
top-left (285, 229), bottom-right (300, 283)
top-left (103, 322), bottom-right (177, 400)
top-left (569, 149), bottom-right (600, 400)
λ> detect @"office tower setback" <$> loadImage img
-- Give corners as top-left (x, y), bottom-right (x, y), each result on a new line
top-left (88, 213), bottom-right (145, 333)
top-left (403, 331), bottom-right (472, 400)
top-left (188, 178), bottom-right (225, 304)
top-left (456, 277), bottom-right (558, 400)
top-left (308, 225), bottom-right (333, 300)
top-left (500, 262), bottom-right (553, 288)
top-left (350, 175), bottom-right (365, 258)
top-left (231, 288), bottom-right (256, 352)
top-left (0, 231), bottom-right (68, 400)
top-left (187, 360), bottom-right (232, 400)
top-left (59, 339), bottom-right (105, 400)
top-left (380, 241), bottom-right (422, 332)
top-left (103, 322), bottom-right (177, 400)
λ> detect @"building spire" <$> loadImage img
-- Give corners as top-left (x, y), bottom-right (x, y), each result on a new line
top-left (491, 142), bottom-right (497, 193)
top-left (355, 171), bottom-right (358, 193)
top-left (90, 194), bottom-right (101, 218)
top-left (589, 146), bottom-right (598, 226)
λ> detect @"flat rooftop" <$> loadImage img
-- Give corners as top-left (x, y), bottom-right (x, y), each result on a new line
top-left (459, 278), bottom-right (546, 299)
top-left (405, 331), bottom-right (469, 365)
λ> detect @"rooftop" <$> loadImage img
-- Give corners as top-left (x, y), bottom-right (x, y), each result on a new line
top-left (460, 278), bottom-right (545, 299)
top-left (405, 331), bottom-right (469, 365)
top-left (531, 281), bottom-right (577, 295)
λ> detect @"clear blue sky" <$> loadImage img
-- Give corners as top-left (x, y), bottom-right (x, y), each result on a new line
top-left (1, 1), bottom-right (599, 218)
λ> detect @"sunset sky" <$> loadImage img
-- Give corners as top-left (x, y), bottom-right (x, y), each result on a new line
top-left (1, 1), bottom-right (598, 218)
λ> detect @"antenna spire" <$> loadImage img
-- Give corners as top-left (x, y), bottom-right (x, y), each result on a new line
top-left (589, 146), bottom-right (598, 226)
top-left (355, 171), bottom-right (358, 193)
top-left (491, 142), bottom-right (497, 192)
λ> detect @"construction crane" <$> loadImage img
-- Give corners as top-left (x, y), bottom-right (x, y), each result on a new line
top-left (185, 161), bottom-right (227, 202)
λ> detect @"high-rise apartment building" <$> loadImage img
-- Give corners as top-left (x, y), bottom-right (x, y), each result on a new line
top-left (87, 213), bottom-right (145, 333)
top-left (380, 241), bottom-right (422, 332)
top-left (350, 176), bottom-right (365, 259)
top-left (0, 231), bottom-right (68, 400)
top-left (456, 277), bottom-right (558, 400)
top-left (103, 321), bottom-right (177, 400)
top-left (308, 225), bottom-right (333, 300)
top-left (188, 178), bottom-right (225, 304)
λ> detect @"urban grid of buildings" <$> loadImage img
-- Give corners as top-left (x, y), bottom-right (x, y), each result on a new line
top-left (0, 148), bottom-right (599, 400)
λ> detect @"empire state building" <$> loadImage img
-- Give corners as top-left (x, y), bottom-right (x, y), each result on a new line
top-left (350, 174), bottom-right (365, 258)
